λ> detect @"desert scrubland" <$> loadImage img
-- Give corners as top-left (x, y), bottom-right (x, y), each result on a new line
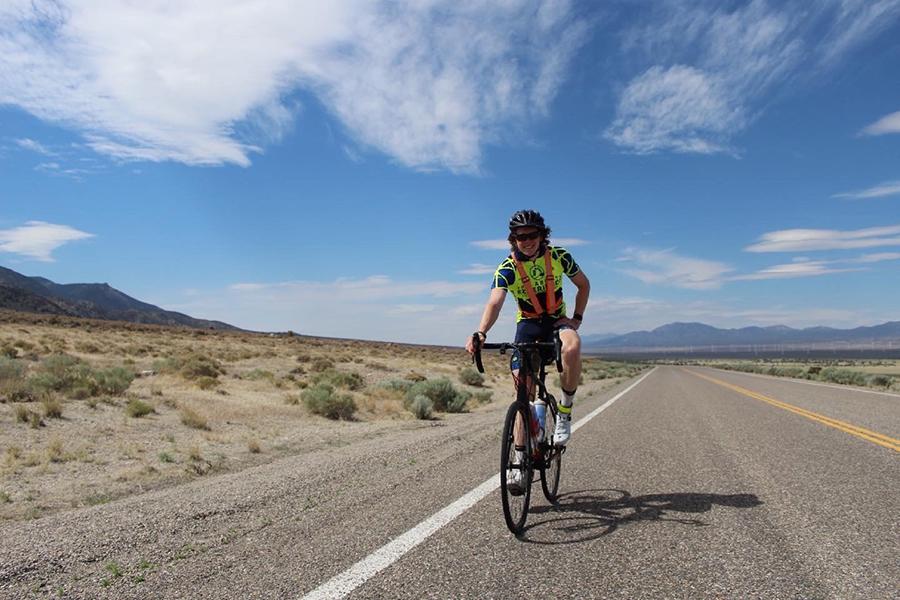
top-left (665, 358), bottom-right (900, 391)
top-left (0, 310), bottom-right (644, 522)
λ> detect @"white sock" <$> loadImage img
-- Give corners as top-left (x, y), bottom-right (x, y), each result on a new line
top-left (562, 390), bottom-right (576, 407)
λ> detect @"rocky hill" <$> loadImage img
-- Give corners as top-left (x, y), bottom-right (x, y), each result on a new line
top-left (0, 266), bottom-right (237, 330)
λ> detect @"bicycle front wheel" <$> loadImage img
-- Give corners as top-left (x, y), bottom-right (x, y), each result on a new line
top-left (500, 401), bottom-right (532, 534)
top-left (540, 407), bottom-right (561, 503)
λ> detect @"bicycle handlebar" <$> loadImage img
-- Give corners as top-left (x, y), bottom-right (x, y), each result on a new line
top-left (471, 331), bottom-right (563, 374)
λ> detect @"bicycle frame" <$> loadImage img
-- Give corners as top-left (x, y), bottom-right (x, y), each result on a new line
top-left (472, 331), bottom-right (566, 533)
top-left (473, 331), bottom-right (564, 457)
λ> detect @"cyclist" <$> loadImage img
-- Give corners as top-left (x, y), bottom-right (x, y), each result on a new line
top-left (465, 210), bottom-right (590, 489)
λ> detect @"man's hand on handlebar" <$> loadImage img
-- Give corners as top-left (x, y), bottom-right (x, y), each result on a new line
top-left (465, 331), bottom-right (486, 355)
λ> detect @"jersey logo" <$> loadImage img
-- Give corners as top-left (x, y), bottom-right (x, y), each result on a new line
top-left (529, 263), bottom-right (545, 281)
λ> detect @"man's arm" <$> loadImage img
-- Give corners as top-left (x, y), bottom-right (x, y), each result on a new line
top-left (465, 288), bottom-right (507, 353)
top-left (569, 271), bottom-right (590, 318)
top-left (556, 271), bottom-right (589, 330)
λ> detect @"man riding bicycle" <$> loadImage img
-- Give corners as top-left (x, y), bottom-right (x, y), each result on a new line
top-left (465, 210), bottom-right (590, 454)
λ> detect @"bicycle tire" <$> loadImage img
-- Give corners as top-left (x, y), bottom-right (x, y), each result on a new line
top-left (500, 401), bottom-right (532, 534)
top-left (540, 406), bottom-right (561, 503)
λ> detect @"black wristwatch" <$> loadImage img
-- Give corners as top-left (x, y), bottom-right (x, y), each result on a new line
top-left (572, 313), bottom-right (583, 322)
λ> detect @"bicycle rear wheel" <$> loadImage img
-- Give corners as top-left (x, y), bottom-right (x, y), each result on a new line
top-left (500, 401), bottom-right (532, 534)
top-left (540, 406), bottom-right (561, 503)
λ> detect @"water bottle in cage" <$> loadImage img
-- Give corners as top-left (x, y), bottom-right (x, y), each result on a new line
top-left (531, 400), bottom-right (546, 443)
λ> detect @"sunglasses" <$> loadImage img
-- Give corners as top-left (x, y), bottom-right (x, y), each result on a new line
top-left (513, 231), bottom-right (542, 242)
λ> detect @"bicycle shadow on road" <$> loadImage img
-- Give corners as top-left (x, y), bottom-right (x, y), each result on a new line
top-left (521, 489), bottom-right (762, 544)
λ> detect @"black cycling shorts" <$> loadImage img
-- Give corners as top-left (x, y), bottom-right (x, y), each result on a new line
top-left (510, 317), bottom-right (572, 372)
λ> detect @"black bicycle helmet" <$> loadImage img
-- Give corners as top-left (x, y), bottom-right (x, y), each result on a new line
top-left (508, 209), bottom-right (547, 231)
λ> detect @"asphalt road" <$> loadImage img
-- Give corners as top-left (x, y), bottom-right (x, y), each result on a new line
top-left (1, 366), bottom-right (897, 599)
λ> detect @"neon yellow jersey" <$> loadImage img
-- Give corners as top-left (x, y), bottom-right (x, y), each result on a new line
top-left (491, 245), bottom-right (580, 322)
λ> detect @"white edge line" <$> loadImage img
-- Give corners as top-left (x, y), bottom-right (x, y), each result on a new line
top-left (301, 367), bottom-right (657, 600)
top-left (704, 366), bottom-right (900, 398)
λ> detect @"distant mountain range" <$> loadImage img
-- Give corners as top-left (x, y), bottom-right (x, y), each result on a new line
top-left (0, 266), bottom-right (237, 330)
top-left (583, 321), bottom-right (900, 351)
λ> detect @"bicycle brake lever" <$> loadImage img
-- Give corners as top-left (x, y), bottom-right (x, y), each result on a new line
top-left (471, 333), bottom-right (485, 373)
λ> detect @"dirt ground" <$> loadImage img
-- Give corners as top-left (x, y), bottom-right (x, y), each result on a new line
top-left (0, 311), bottom-right (638, 522)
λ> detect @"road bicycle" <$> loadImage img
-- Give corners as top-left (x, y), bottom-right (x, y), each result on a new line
top-left (472, 331), bottom-right (566, 534)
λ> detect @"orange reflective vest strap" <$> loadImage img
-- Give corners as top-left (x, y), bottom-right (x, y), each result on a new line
top-left (543, 250), bottom-right (558, 314)
top-left (512, 250), bottom-right (557, 319)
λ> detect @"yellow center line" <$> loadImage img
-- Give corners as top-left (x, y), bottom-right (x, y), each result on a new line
top-left (685, 369), bottom-right (900, 453)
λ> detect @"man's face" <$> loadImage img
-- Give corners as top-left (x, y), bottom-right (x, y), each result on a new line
top-left (513, 226), bottom-right (542, 257)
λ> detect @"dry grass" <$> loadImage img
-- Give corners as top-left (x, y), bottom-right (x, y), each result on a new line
top-left (179, 406), bottom-right (209, 430)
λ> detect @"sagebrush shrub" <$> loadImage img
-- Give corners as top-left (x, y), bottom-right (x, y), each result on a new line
top-left (458, 368), bottom-right (484, 387)
top-left (0, 358), bottom-right (29, 402)
top-left (409, 394), bottom-right (433, 419)
top-left (312, 369), bottom-right (364, 390)
top-left (95, 367), bottom-right (134, 395)
top-left (309, 357), bottom-right (334, 373)
top-left (379, 379), bottom-right (413, 393)
top-left (472, 390), bottom-right (493, 404)
top-left (0, 357), bottom-right (24, 382)
top-left (868, 375), bottom-right (893, 387)
top-left (30, 354), bottom-right (92, 395)
top-left (406, 378), bottom-right (467, 413)
top-left (126, 399), bottom-right (154, 418)
top-left (158, 354), bottom-right (223, 380)
top-left (179, 355), bottom-right (223, 379)
top-left (244, 369), bottom-right (274, 381)
top-left (819, 368), bottom-right (867, 386)
top-left (446, 390), bottom-right (470, 413)
top-left (302, 384), bottom-right (356, 420)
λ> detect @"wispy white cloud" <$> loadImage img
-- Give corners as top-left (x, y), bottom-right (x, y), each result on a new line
top-left (450, 304), bottom-right (484, 317)
top-left (731, 260), bottom-right (860, 281)
top-left (0, 1), bottom-right (586, 172)
top-left (848, 252), bottom-right (900, 263)
top-left (820, 1), bottom-right (900, 65)
top-left (471, 237), bottom-right (588, 251)
top-left (34, 161), bottom-right (93, 181)
top-left (861, 110), bottom-right (900, 135)
top-left (389, 304), bottom-right (437, 314)
top-left (745, 224), bottom-right (900, 252)
top-left (458, 263), bottom-right (495, 275)
top-left (605, 65), bottom-right (743, 154)
top-left (471, 240), bottom-right (510, 250)
top-left (0, 220), bottom-right (94, 262)
top-left (833, 180), bottom-right (900, 199)
top-left (732, 251), bottom-right (900, 281)
top-left (616, 247), bottom-right (733, 290)
top-left (554, 238), bottom-right (590, 247)
top-left (607, 1), bottom-right (900, 154)
top-left (15, 138), bottom-right (55, 156)
top-left (229, 276), bottom-right (483, 301)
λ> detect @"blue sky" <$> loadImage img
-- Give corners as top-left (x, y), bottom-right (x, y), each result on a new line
top-left (1, 0), bottom-right (899, 345)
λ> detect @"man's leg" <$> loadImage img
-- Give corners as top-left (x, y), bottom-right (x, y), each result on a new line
top-left (558, 328), bottom-right (582, 393)
top-left (510, 368), bottom-right (535, 446)
top-left (508, 350), bottom-right (536, 494)
top-left (554, 328), bottom-right (581, 445)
